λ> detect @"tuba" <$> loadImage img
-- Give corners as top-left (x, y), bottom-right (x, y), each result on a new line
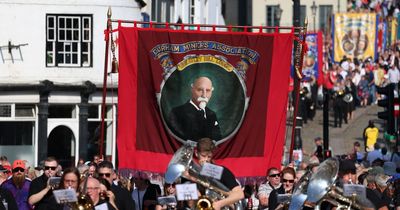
top-left (303, 158), bottom-right (372, 210)
top-left (165, 142), bottom-right (243, 210)
top-left (288, 169), bottom-right (312, 210)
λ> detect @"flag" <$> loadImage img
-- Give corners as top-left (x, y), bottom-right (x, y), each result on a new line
top-left (117, 26), bottom-right (294, 179)
top-left (333, 13), bottom-right (377, 62)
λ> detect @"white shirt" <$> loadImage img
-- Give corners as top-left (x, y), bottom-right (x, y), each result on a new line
top-left (388, 67), bottom-right (400, 84)
top-left (190, 100), bottom-right (207, 118)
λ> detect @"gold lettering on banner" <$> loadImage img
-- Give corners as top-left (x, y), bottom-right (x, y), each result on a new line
top-left (177, 55), bottom-right (234, 72)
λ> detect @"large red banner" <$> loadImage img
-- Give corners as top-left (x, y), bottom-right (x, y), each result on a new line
top-left (118, 26), bottom-right (294, 179)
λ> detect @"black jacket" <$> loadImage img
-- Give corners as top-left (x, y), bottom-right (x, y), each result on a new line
top-left (111, 183), bottom-right (135, 210)
top-left (168, 101), bottom-right (221, 141)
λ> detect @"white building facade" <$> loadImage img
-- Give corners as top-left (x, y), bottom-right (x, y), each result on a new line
top-left (144, 0), bottom-right (225, 26)
top-left (0, 0), bottom-right (142, 167)
top-left (252, 0), bottom-right (347, 32)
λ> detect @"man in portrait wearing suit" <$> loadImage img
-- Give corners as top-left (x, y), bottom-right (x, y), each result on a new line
top-left (168, 76), bottom-right (221, 141)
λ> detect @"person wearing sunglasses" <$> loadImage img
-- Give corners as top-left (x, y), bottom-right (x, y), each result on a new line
top-left (98, 161), bottom-right (135, 210)
top-left (257, 167), bottom-right (282, 210)
top-left (155, 182), bottom-right (184, 210)
top-left (27, 156), bottom-right (59, 210)
top-left (268, 167), bottom-right (296, 210)
top-left (1, 159), bottom-right (32, 210)
top-left (98, 177), bottom-right (118, 210)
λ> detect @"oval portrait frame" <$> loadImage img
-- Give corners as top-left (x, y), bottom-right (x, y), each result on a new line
top-left (157, 55), bottom-right (248, 145)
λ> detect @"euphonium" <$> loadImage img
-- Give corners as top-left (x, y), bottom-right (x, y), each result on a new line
top-left (305, 158), bottom-right (372, 210)
top-left (322, 186), bottom-right (362, 210)
top-left (165, 143), bottom-right (243, 210)
top-left (196, 195), bottom-right (213, 210)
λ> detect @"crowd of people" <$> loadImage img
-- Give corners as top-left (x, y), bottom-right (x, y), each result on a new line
top-left (243, 135), bottom-right (400, 210)
top-left (298, 46), bottom-right (400, 129)
top-left (0, 136), bottom-right (398, 210)
top-left (347, 0), bottom-right (400, 18)
top-left (0, 139), bottom-right (244, 210)
top-left (0, 155), bottom-right (137, 210)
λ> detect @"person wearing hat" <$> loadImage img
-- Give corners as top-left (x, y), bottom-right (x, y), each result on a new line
top-left (1, 159), bottom-right (32, 210)
top-left (0, 165), bottom-right (10, 185)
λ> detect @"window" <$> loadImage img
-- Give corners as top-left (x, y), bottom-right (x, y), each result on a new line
top-left (151, 0), bottom-right (174, 23)
top-left (319, 5), bottom-right (333, 33)
top-left (266, 5), bottom-right (280, 27)
top-left (46, 14), bottom-right (92, 67)
top-left (0, 105), bottom-right (11, 117)
top-left (0, 122), bottom-right (33, 145)
top-left (15, 104), bottom-right (35, 117)
top-left (189, 0), bottom-right (195, 24)
top-left (48, 105), bottom-right (76, 118)
top-left (0, 104), bottom-right (36, 118)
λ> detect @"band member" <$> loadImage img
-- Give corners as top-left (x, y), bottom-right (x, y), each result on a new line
top-left (28, 157), bottom-right (59, 210)
top-left (185, 138), bottom-right (244, 210)
top-left (168, 77), bottom-right (221, 141)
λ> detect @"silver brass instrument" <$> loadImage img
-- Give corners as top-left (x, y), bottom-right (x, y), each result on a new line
top-left (70, 172), bottom-right (94, 210)
top-left (343, 93), bottom-right (353, 103)
top-left (288, 169), bottom-right (312, 210)
top-left (165, 143), bottom-right (243, 210)
top-left (303, 158), bottom-right (372, 210)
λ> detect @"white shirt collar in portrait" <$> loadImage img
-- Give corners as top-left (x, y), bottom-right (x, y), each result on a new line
top-left (190, 100), bottom-right (206, 119)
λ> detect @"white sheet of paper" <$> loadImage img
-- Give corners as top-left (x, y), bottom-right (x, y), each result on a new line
top-left (200, 163), bottom-right (223, 180)
top-left (176, 183), bottom-right (198, 201)
top-left (343, 184), bottom-right (366, 198)
top-left (95, 203), bottom-right (109, 210)
top-left (53, 189), bottom-right (78, 203)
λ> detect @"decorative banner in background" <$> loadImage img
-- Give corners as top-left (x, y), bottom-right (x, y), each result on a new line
top-left (390, 18), bottom-right (398, 45)
top-left (333, 13), bottom-right (377, 62)
top-left (398, 14), bottom-right (400, 41)
top-left (302, 32), bottom-right (323, 82)
top-left (117, 26), bottom-right (294, 179)
top-left (377, 17), bottom-right (387, 54)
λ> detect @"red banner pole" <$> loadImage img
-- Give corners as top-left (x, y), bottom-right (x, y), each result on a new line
top-left (99, 8), bottom-right (112, 160)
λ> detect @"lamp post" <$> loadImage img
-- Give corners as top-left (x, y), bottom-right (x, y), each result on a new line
top-left (311, 1), bottom-right (317, 31)
top-left (275, 4), bottom-right (283, 27)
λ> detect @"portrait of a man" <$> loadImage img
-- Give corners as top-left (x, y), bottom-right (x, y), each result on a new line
top-left (168, 76), bottom-right (221, 141)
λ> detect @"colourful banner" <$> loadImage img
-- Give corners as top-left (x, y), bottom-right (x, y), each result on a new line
top-left (303, 32), bottom-right (323, 83)
top-left (117, 26), bottom-right (294, 178)
top-left (390, 18), bottom-right (398, 45)
top-left (333, 13), bottom-right (377, 62)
